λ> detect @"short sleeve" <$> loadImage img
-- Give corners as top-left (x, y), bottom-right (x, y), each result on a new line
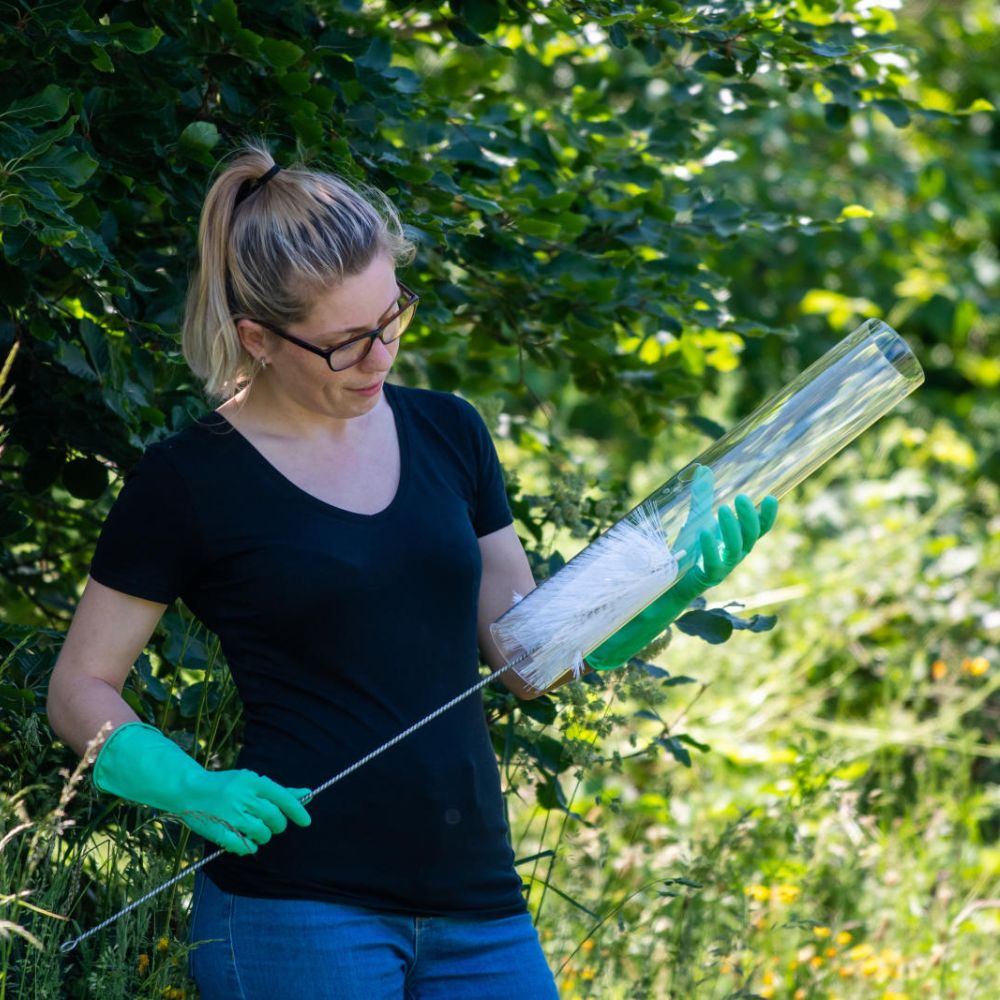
top-left (464, 402), bottom-right (513, 538)
top-left (88, 444), bottom-right (201, 604)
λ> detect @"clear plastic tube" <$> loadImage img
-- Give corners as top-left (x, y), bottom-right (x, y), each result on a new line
top-left (491, 319), bottom-right (925, 689)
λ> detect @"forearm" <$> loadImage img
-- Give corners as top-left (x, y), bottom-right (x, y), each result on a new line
top-left (47, 674), bottom-right (140, 758)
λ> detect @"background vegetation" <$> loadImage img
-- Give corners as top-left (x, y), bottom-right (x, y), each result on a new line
top-left (1, 0), bottom-right (997, 997)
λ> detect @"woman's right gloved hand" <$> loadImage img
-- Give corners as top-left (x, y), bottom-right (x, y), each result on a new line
top-left (92, 721), bottom-right (312, 856)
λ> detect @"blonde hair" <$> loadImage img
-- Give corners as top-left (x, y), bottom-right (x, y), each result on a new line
top-left (182, 143), bottom-right (416, 402)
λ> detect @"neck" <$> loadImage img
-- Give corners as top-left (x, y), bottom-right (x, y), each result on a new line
top-left (223, 378), bottom-right (386, 443)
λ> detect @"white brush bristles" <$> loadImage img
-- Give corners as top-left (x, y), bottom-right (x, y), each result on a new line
top-left (490, 501), bottom-right (681, 691)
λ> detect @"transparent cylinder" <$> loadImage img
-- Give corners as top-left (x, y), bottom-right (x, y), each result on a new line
top-left (491, 319), bottom-right (925, 690)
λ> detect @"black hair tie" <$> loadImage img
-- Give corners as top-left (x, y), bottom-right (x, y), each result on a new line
top-left (233, 163), bottom-right (282, 209)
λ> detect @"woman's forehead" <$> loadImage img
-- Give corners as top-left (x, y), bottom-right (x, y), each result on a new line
top-left (304, 256), bottom-right (398, 333)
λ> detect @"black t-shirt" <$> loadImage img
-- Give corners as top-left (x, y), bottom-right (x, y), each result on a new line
top-left (89, 382), bottom-right (526, 917)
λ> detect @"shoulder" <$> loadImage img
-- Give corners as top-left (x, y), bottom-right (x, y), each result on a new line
top-left (387, 382), bottom-right (488, 432)
top-left (121, 412), bottom-right (229, 486)
top-left (149, 411), bottom-right (234, 457)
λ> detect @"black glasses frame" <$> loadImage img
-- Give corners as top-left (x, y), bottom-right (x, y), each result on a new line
top-left (253, 282), bottom-right (420, 372)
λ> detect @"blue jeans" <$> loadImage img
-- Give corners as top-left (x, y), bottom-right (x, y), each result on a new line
top-left (188, 870), bottom-right (560, 999)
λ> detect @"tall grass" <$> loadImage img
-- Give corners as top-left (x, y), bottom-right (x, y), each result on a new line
top-left (3, 416), bottom-right (997, 998)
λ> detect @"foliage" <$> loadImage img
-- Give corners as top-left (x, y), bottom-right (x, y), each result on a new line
top-left (0, 0), bottom-right (997, 997)
top-left (1, 0), bottom-right (964, 620)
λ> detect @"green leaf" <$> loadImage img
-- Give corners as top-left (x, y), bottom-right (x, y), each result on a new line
top-left (675, 733), bottom-right (711, 754)
top-left (30, 147), bottom-right (99, 187)
top-left (684, 414), bottom-right (727, 439)
top-left (55, 340), bottom-right (98, 381)
top-left (278, 72), bottom-right (312, 95)
top-left (825, 102), bottom-right (850, 128)
top-left (809, 41), bottom-right (850, 58)
top-left (3, 85), bottom-right (70, 124)
top-left (61, 457), bottom-right (108, 500)
top-left (178, 121), bottom-right (220, 153)
top-left (22, 451), bottom-right (65, 494)
top-left (657, 736), bottom-right (692, 767)
top-left (180, 681), bottom-right (221, 717)
top-left (121, 687), bottom-right (148, 719)
top-left (536, 774), bottom-right (569, 810)
top-left (261, 38), bottom-right (304, 70)
top-left (675, 609), bottom-right (734, 644)
top-left (0, 199), bottom-right (25, 226)
top-left (873, 98), bottom-right (911, 127)
top-left (135, 654), bottom-right (168, 702)
top-left (449, 19), bottom-right (486, 46)
top-left (291, 109), bottom-right (325, 145)
top-left (664, 876), bottom-right (704, 889)
top-left (959, 98), bottom-right (995, 113)
top-left (0, 496), bottom-right (30, 537)
top-left (463, 0), bottom-right (501, 34)
top-left (608, 23), bottom-right (629, 49)
top-left (518, 217), bottom-right (562, 240)
top-left (91, 46), bottom-right (114, 73)
top-left (233, 27), bottom-right (263, 59)
top-left (355, 37), bottom-right (392, 69)
top-left (116, 24), bottom-right (163, 53)
top-left (213, 0), bottom-right (241, 33)
top-left (662, 673), bottom-right (698, 686)
top-left (80, 318), bottom-right (110, 375)
top-left (693, 52), bottom-right (738, 77)
top-left (519, 696), bottom-right (557, 726)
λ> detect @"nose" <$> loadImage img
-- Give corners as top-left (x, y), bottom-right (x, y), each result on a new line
top-left (363, 336), bottom-right (395, 370)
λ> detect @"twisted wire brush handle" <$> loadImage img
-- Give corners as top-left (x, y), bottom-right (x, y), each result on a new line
top-left (60, 658), bottom-right (524, 955)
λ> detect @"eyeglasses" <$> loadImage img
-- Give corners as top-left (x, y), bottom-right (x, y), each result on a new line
top-left (253, 282), bottom-right (419, 372)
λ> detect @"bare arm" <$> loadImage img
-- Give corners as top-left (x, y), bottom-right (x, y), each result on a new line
top-left (46, 577), bottom-right (169, 757)
top-left (477, 524), bottom-right (583, 700)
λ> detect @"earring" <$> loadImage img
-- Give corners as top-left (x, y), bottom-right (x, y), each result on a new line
top-left (259, 357), bottom-right (269, 368)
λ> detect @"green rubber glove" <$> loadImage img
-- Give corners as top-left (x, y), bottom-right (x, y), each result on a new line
top-left (586, 465), bottom-right (779, 671)
top-left (92, 721), bottom-right (312, 856)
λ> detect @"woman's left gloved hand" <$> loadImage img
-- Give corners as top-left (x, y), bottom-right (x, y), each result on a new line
top-left (585, 466), bottom-right (779, 672)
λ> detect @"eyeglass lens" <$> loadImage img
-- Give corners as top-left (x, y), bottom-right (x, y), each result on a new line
top-left (328, 294), bottom-right (417, 371)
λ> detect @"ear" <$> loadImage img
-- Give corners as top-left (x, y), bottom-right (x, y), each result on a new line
top-left (235, 318), bottom-right (272, 359)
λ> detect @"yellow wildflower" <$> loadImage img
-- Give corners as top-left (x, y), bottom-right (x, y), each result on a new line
top-left (883, 993), bottom-right (910, 1000)
top-left (826, 947), bottom-right (838, 958)
top-left (747, 883), bottom-right (771, 902)
top-left (795, 991), bottom-right (807, 1000)
top-left (810, 955), bottom-right (824, 969)
top-left (962, 656), bottom-right (989, 676)
top-left (931, 659), bottom-right (948, 680)
top-left (836, 931), bottom-right (853, 946)
top-left (774, 884), bottom-right (801, 904)
top-left (880, 947), bottom-right (903, 968)
top-left (814, 925), bottom-right (832, 939)
top-left (861, 956), bottom-right (882, 977)
top-left (581, 966), bottom-right (596, 981)
top-left (137, 954), bottom-right (150, 976)
top-left (581, 939), bottom-right (594, 953)
top-left (849, 943), bottom-right (875, 961)
top-left (762, 969), bottom-right (775, 985)
top-left (157, 936), bottom-right (170, 954)
top-left (759, 988), bottom-right (775, 999)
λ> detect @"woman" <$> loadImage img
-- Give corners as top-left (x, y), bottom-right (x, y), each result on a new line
top-left (46, 146), bottom-right (776, 998)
